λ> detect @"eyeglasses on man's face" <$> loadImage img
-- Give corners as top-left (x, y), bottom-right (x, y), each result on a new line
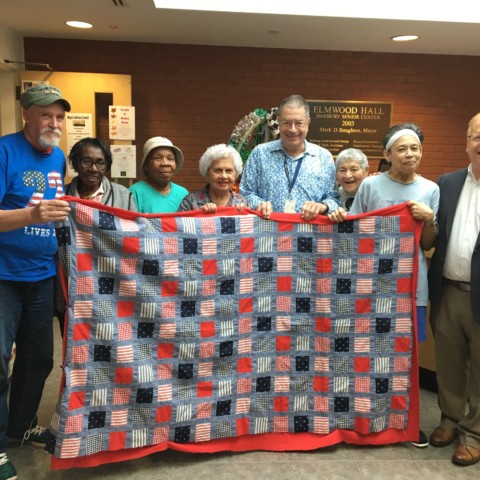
top-left (279, 120), bottom-right (308, 129)
top-left (80, 157), bottom-right (108, 170)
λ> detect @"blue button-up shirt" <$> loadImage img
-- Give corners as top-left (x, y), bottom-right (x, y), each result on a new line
top-left (240, 139), bottom-right (340, 213)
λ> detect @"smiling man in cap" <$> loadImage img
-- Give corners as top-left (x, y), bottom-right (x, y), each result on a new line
top-left (0, 84), bottom-right (71, 480)
top-left (20, 84), bottom-right (71, 151)
top-left (129, 136), bottom-right (188, 213)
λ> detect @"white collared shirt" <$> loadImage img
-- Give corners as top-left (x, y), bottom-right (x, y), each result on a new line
top-left (443, 164), bottom-right (480, 281)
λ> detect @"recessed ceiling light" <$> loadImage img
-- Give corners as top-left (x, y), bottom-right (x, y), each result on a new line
top-left (391, 35), bottom-right (419, 42)
top-left (66, 20), bottom-right (93, 29)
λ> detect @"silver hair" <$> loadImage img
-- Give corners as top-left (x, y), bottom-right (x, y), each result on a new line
top-left (278, 94), bottom-right (310, 118)
top-left (199, 144), bottom-right (243, 179)
top-left (335, 148), bottom-right (368, 172)
top-left (468, 113), bottom-right (480, 137)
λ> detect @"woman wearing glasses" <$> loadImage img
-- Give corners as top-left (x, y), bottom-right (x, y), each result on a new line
top-left (65, 137), bottom-right (137, 211)
top-left (56, 137), bottom-right (137, 335)
top-left (329, 123), bottom-right (439, 449)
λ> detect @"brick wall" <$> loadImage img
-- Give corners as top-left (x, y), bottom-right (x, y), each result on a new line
top-left (25, 38), bottom-right (480, 192)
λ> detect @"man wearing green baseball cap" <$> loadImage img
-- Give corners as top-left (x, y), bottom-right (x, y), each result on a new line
top-left (20, 84), bottom-right (71, 112)
top-left (0, 84), bottom-right (71, 480)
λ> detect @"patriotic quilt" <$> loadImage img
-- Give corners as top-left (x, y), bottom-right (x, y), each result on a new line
top-left (48, 198), bottom-right (422, 469)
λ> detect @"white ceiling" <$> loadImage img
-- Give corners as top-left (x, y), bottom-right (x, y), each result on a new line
top-left (1, 0), bottom-right (480, 57)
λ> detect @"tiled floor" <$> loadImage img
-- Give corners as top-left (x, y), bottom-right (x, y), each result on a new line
top-left (7, 322), bottom-right (480, 479)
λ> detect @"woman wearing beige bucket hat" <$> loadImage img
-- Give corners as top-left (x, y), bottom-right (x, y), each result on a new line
top-left (130, 136), bottom-right (188, 213)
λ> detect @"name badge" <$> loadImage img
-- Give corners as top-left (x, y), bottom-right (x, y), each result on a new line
top-left (284, 199), bottom-right (296, 213)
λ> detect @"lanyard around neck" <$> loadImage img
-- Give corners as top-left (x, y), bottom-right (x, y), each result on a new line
top-left (284, 157), bottom-right (304, 195)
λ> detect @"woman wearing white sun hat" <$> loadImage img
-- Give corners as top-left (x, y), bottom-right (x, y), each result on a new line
top-left (130, 136), bottom-right (188, 213)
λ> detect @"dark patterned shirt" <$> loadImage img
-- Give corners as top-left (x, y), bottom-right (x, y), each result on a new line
top-left (178, 185), bottom-right (247, 211)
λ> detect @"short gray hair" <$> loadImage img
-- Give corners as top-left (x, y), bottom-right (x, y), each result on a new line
top-left (335, 148), bottom-right (368, 172)
top-left (467, 113), bottom-right (480, 137)
top-left (278, 94), bottom-right (310, 118)
top-left (199, 144), bottom-right (243, 179)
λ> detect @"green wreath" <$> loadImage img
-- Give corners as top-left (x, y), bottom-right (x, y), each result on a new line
top-left (228, 107), bottom-right (280, 164)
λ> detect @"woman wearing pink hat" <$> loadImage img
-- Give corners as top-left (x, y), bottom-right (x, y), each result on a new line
top-left (130, 136), bottom-right (188, 213)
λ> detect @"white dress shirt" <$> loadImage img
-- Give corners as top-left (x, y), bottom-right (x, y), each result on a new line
top-left (443, 164), bottom-right (480, 282)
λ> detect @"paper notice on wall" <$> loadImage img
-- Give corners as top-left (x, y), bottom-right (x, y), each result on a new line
top-left (65, 113), bottom-right (94, 177)
top-left (111, 145), bottom-right (136, 178)
top-left (21, 79), bottom-right (49, 93)
top-left (109, 106), bottom-right (135, 140)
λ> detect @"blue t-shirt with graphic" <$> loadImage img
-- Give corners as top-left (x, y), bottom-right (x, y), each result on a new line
top-left (0, 131), bottom-right (66, 281)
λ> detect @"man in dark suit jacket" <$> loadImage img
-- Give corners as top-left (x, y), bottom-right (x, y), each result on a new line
top-left (428, 112), bottom-right (480, 466)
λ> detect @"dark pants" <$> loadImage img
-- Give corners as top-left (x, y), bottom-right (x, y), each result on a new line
top-left (0, 278), bottom-right (54, 452)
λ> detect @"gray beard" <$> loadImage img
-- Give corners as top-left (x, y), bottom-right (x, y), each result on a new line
top-left (38, 132), bottom-right (61, 149)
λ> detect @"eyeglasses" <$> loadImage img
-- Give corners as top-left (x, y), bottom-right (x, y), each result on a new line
top-left (279, 120), bottom-right (307, 129)
top-left (80, 157), bottom-right (108, 170)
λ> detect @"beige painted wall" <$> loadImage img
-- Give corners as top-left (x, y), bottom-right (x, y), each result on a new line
top-left (0, 24), bottom-right (24, 135)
